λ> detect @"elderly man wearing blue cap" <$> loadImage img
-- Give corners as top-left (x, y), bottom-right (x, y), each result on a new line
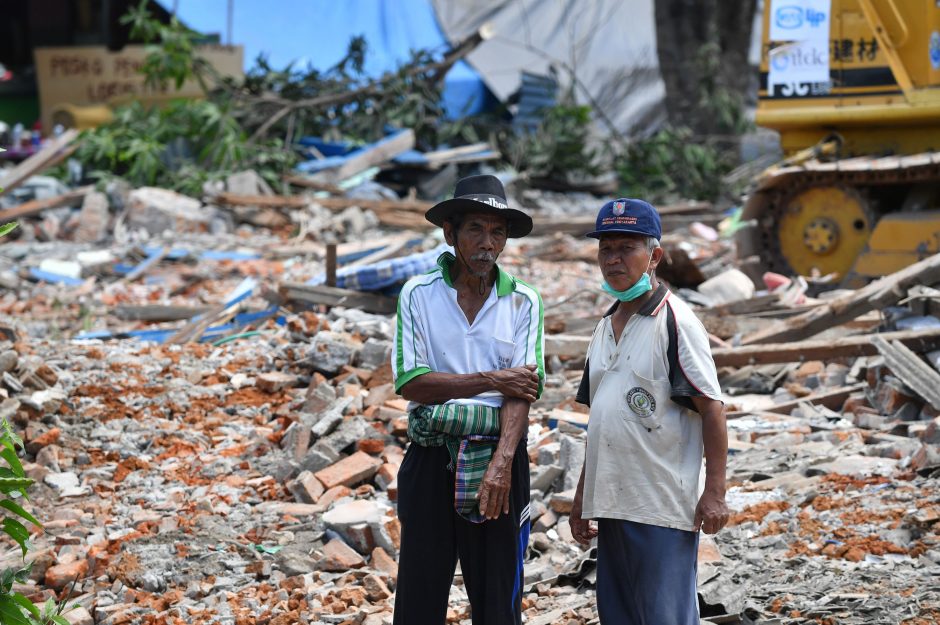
top-left (569, 198), bottom-right (729, 624)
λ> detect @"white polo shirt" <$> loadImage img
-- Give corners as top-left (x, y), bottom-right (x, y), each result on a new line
top-left (575, 284), bottom-right (722, 531)
top-left (393, 252), bottom-right (545, 408)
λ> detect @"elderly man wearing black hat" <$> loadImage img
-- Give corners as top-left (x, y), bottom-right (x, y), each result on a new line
top-left (391, 175), bottom-right (544, 625)
top-left (569, 199), bottom-right (729, 625)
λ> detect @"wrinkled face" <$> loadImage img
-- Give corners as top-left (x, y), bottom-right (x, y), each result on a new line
top-left (597, 232), bottom-right (661, 290)
top-left (444, 212), bottom-right (509, 279)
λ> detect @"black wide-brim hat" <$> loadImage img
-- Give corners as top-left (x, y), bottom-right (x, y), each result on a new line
top-left (425, 174), bottom-right (533, 238)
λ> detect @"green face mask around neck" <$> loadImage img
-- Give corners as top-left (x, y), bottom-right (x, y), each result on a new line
top-left (600, 251), bottom-right (654, 302)
top-left (601, 273), bottom-right (652, 301)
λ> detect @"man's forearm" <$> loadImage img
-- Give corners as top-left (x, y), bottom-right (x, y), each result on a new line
top-left (494, 397), bottom-right (530, 461)
top-left (400, 371), bottom-right (497, 405)
top-left (699, 400), bottom-right (728, 494)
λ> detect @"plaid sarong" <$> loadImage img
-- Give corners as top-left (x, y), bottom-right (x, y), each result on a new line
top-left (407, 404), bottom-right (501, 523)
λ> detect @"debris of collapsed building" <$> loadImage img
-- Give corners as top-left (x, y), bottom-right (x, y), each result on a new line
top-left (0, 115), bottom-right (939, 625)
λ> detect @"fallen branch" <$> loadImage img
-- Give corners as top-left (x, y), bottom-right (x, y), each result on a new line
top-left (246, 27), bottom-right (489, 145)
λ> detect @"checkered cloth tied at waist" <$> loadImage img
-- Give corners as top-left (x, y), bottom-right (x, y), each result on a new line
top-left (407, 404), bottom-right (501, 523)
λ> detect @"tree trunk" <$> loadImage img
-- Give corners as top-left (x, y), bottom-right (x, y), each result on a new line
top-left (654, 0), bottom-right (758, 135)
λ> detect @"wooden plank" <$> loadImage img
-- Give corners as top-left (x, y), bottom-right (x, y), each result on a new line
top-left (319, 129), bottom-right (415, 183)
top-left (280, 283), bottom-right (397, 314)
top-left (282, 175), bottom-right (343, 195)
top-left (166, 302), bottom-right (238, 345)
top-left (313, 196), bottom-right (432, 214)
top-left (726, 383), bottom-right (866, 418)
top-left (871, 335), bottom-right (940, 410)
top-left (344, 234), bottom-right (413, 268)
top-left (0, 186), bottom-right (92, 222)
top-left (214, 191), bottom-right (433, 215)
top-left (529, 212), bottom-right (721, 237)
top-left (121, 246), bottom-right (170, 283)
top-left (113, 305), bottom-right (210, 322)
top-left (214, 192), bottom-right (309, 208)
top-left (0, 129), bottom-right (80, 195)
top-left (712, 327), bottom-right (940, 367)
top-left (742, 252), bottom-right (940, 345)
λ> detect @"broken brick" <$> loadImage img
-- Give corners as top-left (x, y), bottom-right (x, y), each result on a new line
top-left (314, 451), bottom-right (382, 489)
top-left (319, 538), bottom-right (365, 571)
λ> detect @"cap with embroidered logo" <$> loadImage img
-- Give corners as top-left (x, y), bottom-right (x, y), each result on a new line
top-left (585, 198), bottom-right (661, 241)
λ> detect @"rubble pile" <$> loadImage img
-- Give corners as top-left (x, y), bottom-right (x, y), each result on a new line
top-left (0, 153), bottom-right (939, 624)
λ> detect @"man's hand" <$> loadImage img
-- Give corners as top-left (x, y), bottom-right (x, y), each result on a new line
top-left (569, 489), bottom-right (597, 545)
top-left (694, 489), bottom-right (729, 534)
top-left (484, 365), bottom-right (539, 402)
top-left (478, 454), bottom-right (512, 519)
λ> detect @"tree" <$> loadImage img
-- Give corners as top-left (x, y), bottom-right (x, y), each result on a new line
top-left (654, 0), bottom-right (758, 136)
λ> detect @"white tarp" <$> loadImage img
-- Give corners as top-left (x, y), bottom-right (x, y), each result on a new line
top-left (431, 0), bottom-right (666, 135)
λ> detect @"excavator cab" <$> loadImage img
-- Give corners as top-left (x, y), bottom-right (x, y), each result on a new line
top-left (739, 0), bottom-right (940, 286)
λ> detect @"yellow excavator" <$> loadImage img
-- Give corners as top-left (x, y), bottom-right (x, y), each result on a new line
top-left (739, 0), bottom-right (940, 287)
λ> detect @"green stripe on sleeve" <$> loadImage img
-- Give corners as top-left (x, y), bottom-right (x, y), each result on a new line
top-left (394, 367), bottom-right (432, 393)
top-left (395, 291), bottom-right (406, 379)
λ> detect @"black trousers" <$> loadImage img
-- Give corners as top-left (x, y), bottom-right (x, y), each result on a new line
top-left (393, 441), bottom-right (530, 625)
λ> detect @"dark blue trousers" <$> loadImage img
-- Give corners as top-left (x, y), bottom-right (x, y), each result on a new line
top-left (596, 518), bottom-right (700, 625)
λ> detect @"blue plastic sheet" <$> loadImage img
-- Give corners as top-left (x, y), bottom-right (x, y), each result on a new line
top-left (308, 243), bottom-right (449, 291)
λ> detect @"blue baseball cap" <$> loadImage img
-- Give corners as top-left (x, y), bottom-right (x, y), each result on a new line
top-left (585, 198), bottom-right (662, 240)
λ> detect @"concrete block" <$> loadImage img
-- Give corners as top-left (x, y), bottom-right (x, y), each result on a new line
top-left (287, 471), bottom-right (325, 504)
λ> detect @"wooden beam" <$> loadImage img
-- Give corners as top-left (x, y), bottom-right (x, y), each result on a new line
top-left (325, 243), bottom-right (337, 288)
top-left (313, 196), bottom-right (432, 213)
top-left (214, 192), bottom-right (309, 208)
top-left (0, 129), bottom-right (80, 195)
top-left (282, 175), bottom-right (343, 195)
top-left (317, 129), bottom-right (415, 184)
top-left (113, 305), bottom-right (210, 322)
top-left (213, 191), bottom-right (432, 215)
top-left (726, 383), bottom-right (866, 419)
top-left (280, 283), bottom-right (397, 314)
top-left (712, 327), bottom-right (940, 367)
top-left (0, 186), bottom-right (93, 222)
top-left (871, 335), bottom-right (940, 410)
top-left (529, 212), bottom-right (721, 237)
top-left (742, 253), bottom-right (940, 345)
top-left (121, 246), bottom-right (170, 283)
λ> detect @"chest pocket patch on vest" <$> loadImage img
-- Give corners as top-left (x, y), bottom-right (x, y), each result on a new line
top-left (626, 387), bottom-right (656, 418)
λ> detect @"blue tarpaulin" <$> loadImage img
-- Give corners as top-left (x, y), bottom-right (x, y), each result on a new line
top-left (163, 0), bottom-right (495, 118)
top-left (308, 243), bottom-right (449, 292)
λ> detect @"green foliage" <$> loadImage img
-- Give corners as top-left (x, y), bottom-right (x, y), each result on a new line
top-left (76, 99), bottom-right (294, 196)
top-left (0, 362), bottom-right (76, 624)
top-left (508, 103), bottom-right (601, 181)
top-left (0, 223), bottom-right (17, 237)
top-left (616, 126), bottom-right (732, 203)
top-left (0, 418), bottom-right (78, 624)
top-left (73, 1), bottom-right (458, 196)
top-left (693, 42), bottom-right (752, 136)
top-left (121, 0), bottom-right (206, 91)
